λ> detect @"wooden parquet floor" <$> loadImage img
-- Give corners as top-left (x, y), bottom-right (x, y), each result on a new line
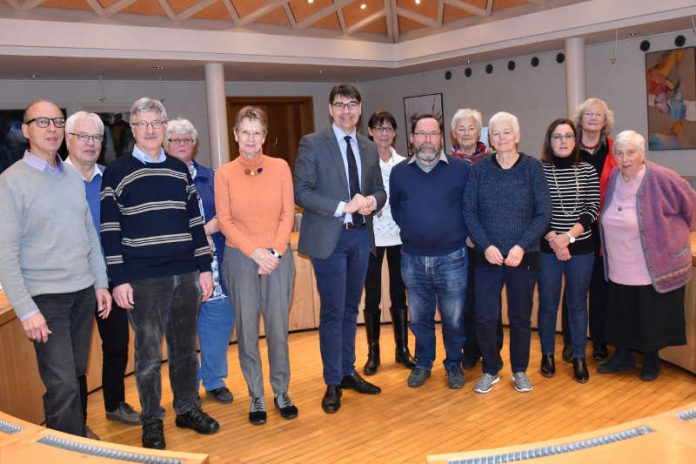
top-left (87, 326), bottom-right (696, 463)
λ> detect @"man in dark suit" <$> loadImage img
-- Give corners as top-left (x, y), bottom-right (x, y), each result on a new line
top-left (294, 83), bottom-right (387, 414)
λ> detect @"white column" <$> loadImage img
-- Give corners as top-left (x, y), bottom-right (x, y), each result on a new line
top-left (205, 63), bottom-right (229, 169)
top-left (564, 37), bottom-right (586, 119)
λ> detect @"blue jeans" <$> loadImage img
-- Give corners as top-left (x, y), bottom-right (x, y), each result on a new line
top-left (128, 272), bottom-right (200, 421)
top-left (197, 295), bottom-right (234, 392)
top-left (538, 252), bottom-right (593, 358)
top-left (401, 247), bottom-right (467, 371)
top-left (311, 227), bottom-right (371, 384)
top-left (476, 265), bottom-right (538, 375)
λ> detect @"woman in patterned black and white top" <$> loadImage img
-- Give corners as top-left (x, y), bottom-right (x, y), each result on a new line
top-left (538, 118), bottom-right (599, 383)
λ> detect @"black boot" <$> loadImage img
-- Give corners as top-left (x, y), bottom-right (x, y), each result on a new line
top-left (573, 357), bottom-right (589, 383)
top-left (540, 354), bottom-right (555, 378)
top-left (391, 307), bottom-right (416, 369)
top-left (640, 351), bottom-right (660, 381)
top-left (597, 346), bottom-right (635, 374)
top-left (362, 311), bottom-right (381, 376)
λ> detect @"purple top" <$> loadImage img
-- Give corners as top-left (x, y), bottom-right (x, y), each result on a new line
top-left (22, 150), bottom-right (64, 176)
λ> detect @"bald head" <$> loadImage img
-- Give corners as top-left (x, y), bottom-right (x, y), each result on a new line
top-left (21, 100), bottom-right (65, 162)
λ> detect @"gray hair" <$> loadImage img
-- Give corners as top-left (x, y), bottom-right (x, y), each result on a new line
top-left (613, 130), bottom-right (646, 160)
top-left (65, 111), bottom-right (104, 134)
top-left (574, 97), bottom-right (615, 135)
top-left (488, 111), bottom-right (520, 135)
top-left (450, 108), bottom-right (482, 134)
top-left (130, 97), bottom-right (167, 125)
top-left (166, 117), bottom-right (198, 143)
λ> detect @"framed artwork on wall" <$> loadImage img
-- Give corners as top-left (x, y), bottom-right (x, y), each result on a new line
top-left (645, 46), bottom-right (696, 150)
top-left (403, 93), bottom-right (445, 154)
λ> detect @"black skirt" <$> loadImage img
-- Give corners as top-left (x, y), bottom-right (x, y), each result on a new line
top-left (605, 280), bottom-right (686, 351)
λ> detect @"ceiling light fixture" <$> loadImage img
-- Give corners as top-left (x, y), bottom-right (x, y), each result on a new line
top-left (360, 3), bottom-right (366, 9)
top-left (308, 0), bottom-right (314, 4)
top-left (415, 0), bottom-right (421, 5)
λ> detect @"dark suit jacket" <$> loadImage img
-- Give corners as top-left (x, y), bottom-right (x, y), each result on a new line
top-left (294, 126), bottom-right (386, 259)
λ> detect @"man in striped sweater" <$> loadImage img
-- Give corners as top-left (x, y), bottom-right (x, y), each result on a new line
top-left (100, 98), bottom-right (218, 449)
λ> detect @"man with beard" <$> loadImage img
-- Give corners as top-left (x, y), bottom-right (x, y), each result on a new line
top-left (389, 114), bottom-right (471, 389)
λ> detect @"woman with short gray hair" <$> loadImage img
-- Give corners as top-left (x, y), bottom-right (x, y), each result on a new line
top-left (598, 130), bottom-right (696, 381)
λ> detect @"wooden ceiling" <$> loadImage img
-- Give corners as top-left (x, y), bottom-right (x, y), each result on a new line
top-left (2, 0), bottom-right (588, 42)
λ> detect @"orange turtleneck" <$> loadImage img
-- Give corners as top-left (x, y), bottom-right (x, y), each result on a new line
top-left (214, 154), bottom-right (295, 257)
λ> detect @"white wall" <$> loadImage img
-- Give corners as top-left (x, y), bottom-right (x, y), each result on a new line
top-left (361, 28), bottom-right (696, 175)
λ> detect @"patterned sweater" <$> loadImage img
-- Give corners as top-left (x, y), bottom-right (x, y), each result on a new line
top-left (100, 154), bottom-right (211, 286)
top-left (541, 156), bottom-right (599, 255)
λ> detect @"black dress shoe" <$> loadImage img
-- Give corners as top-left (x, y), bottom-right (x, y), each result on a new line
top-left (597, 347), bottom-right (635, 374)
top-left (340, 372), bottom-right (381, 394)
top-left (175, 407), bottom-right (220, 434)
top-left (562, 344), bottom-right (572, 363)
top-left (142, 419), bottom-right (165, 449)
top-left (207, 386), bottom-right (234, 404)
top-left (540, 354), bottom-right (555, 378)
top-left (321, 385), bottom-right (342, 414)
top-left (573, 357), bottom-right (589, 383)
top-left (592, 342), bottom-right (609, 361)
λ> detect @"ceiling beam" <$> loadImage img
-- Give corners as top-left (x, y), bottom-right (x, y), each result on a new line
top-left (527, 0), bottom-right (549, 5)
top-left (4, 0), bottom-right (20, 10)
top-left (437, 0), bottom-right (444, 26)
top-left (177, 0), bottom-right (219, 21)
top-left (384, 0), bottom-right (398, 42)
top-left (158, 0), bottom-right (178, 21)
top-left (84, 0), bottom-right (106, 17)
top-left (485, 0), bottom-right (494, 15)
top-left (238, 0), bottom-right (287, 27)
top-left (336, 7), bottom-right (347, 33)
top-left (16, 0), bottom-right (46, 11)
top-left (443, 0), bottom-right (488, 17)
top-left (395, 6), bottom-right (440, 28)
top-left (103, 0), bottom-right (139, 18)
top-left (295, 0), bottom-right (353, 29)
top-left (346, 9), bottom-right (385, 34)
top-left (283, 2), bottom-right (297, 28)
top-left (221, 0), bottom-right (241, 23)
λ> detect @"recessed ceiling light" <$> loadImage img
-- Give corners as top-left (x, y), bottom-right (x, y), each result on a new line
top-left (415, 0), bottom-right (421, 5)
top-left (308, 0), bottom-right (314, 4)
top-left (626, 31), bottom-right (639, 37)
top-left (360, 3), bottom-right (366, 10)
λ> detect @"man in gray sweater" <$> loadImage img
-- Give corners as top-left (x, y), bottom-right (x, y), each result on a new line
top-left (0, 99), bottom-right (112, 437)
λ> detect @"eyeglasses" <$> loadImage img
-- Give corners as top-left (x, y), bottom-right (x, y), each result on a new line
top-left (69, 132), bottom-right (104, 143)
top-left (413, 131), bottom-right (441, 139)
top-left (168, 138), bottom-right (194, 145)
top-left (25, 117), bottom-right (66, 128)
top-left (583, 111), bottom-right (604, 118)
top-left (551, 134), bottom-right (575, 142)
top-left (332, 101), bottom-right (360, 111)
top-left (237, 130), bottom-right (264, 139)
top-left (133, 120), bottom-right (165, 130)
top-left (372, 126), bottom-right (394, 133)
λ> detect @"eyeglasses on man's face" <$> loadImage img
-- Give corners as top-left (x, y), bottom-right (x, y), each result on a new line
top-left (332, 101), bottom-right (360, 111)
top-left (69, 132), bottom-right (104, 143)
top-left (413, 131), bottom-right (441, 139)
top-left (133, 120), bottom-right (165, 130)
top-left (25, 117), bottom-right (66, 128)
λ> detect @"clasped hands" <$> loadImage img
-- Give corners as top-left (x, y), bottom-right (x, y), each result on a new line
top-left (546, 232), bottom-right (571, 261)
top-left (484, 244), bottom-right (525, 267)
top-left (251, 248), bottom-right (280, 275)
top-left (343, 194), bottom-right (377, 216)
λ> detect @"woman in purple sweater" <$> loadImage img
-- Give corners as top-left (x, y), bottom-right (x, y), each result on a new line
top-left (599, 130), bottom-right (696, 381)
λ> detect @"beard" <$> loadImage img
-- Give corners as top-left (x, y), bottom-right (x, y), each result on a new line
top-left (415, 143), bottom-right (440, 163)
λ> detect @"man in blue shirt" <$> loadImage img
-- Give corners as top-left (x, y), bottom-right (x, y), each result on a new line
top-left (390, 114), bottom-right (470, 390)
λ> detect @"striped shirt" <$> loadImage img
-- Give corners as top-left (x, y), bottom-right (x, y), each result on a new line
top-left (541, 156), bottom-right (599, 255)
top-left (100, 154), bottom-right (212, 286)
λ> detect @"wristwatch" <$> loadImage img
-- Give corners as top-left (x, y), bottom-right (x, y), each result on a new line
top-left (268, 248), bottom-right (282, 259)
top-left (564, 231), bottom-right (576, 244)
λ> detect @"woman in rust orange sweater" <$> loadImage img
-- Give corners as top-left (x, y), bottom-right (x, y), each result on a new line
top-left (215, 106), bottom-right (296, 425)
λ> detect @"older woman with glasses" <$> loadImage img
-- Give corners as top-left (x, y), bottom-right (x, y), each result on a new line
top-left (598, 130), bottom-right (695, 381)
top-left (215, 106), bottom-right (296, 425)
top-left (537, 119), bottom-right (599, 383)
top-left (361, 110), bottom-right (416, 376)
top-left (164, 118), bottom-right (235, 405)
top-left (464, 111), bottom-right (551, 394)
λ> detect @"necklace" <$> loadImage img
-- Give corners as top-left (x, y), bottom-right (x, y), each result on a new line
top-left (550, 162), bottom-right (580, 216)
top-left (244, 167), bottom-right (263, 176)
top-left (578, 138), bottom-right (600, 153)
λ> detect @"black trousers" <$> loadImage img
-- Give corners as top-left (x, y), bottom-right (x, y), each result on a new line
top-left (364, 244), bottom-right (407, 314)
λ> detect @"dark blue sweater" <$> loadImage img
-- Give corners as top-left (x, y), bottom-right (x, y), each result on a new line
top-left (464, 153), bottom-right (551, 255)
top-left (100, 154), bottom-right (212, 286)
top-left (390, 156), bottom-right (470, 256)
